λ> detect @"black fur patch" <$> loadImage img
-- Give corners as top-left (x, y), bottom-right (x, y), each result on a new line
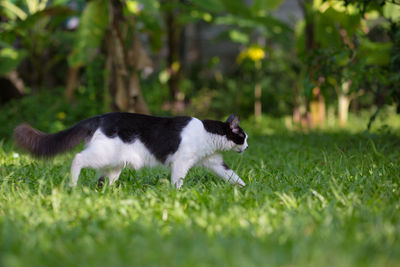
top-left (99, 112), bottom-right (192, 163)
top-left (201, 120), bottom-right (246, 145)
top-left (14, 117), bottom-right (99, 157)
top-left (222, 161), bottom-right (230, 170)
top-left (97, 176), bottom-right (105, 188)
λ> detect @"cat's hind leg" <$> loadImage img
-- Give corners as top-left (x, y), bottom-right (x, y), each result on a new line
top-left (97, 175), bottom-right (106, 188)
top-left (200, 154), bottom-right (246, 187)
top-left (69, 152), bottom-right (84, 187)
top-left (96, 169), bottom-right (108, 187)
top-left (97, 168), bottom-right (123, 187)
top-left (69, 144), bottom-right (117, 187)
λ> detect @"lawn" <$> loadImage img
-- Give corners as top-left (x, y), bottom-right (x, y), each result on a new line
top-left (0, 115), bottom-right (400, 267)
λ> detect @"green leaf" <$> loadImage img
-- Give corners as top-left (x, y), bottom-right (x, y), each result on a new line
top-left (294, 19), bottom-right (306, 55)
top-left (219, 0), bottom-right (251, 17)
top-left (251, 0), bottom-right (284, 13)
top-left (383, 2), bottom-right (400, 21)
top-left (358, 40), bottom-right (392, 66)
top-left (251, 15), bottom-right (293, 34)
top-left (17, 6), bottom-right (75, 31)
top-left (137, 0), bottom-right (160, 13)
top-left (0, 47), bottom-right (27, 76)
top-left (215, 14), bottom-right (291, 33)
top-left (138, 12), bottom-right (164, 51)
top-left (0, 0), bottom-right (27, 20)
top-left (215, 14), bottom-right (292, 46)
top-left (229, 29), bottom-right (249, 44)
top-left (314, 7), bottom-right (361, 49)
top-left (191, 0), bottom-right (224, 13)
top-left (68, 0), bottom-right (109, 67)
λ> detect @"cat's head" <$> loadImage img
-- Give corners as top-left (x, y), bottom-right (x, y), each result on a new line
top-left (225, 115), bottom-right (248, 153)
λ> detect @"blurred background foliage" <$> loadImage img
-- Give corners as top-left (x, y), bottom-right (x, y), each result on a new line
top-left (0, 0), bottom-right (400, 137)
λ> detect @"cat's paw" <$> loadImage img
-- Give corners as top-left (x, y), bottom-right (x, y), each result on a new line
top-left (97, 176), bottom-right (106, 188)
top-left (235, 178), bottom-right (246, 187)
top-left (172, 179), bottom-right (184, 189)
top-left (68, 181), bottom-right (77, 187)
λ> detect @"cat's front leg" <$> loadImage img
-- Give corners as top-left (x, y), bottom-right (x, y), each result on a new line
top-left (171, 161), bottom-right (194, 189)
top-left (200, 154), bottom-right (246, 187)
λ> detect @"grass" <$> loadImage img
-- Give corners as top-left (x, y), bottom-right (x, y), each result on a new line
top-left (1, 115), bottom-right (400, 267)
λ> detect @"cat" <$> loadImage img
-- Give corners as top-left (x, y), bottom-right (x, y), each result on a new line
top-left (14, 112), bottom-right (248, 189)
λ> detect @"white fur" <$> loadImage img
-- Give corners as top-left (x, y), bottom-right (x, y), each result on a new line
top-left (69, 118), bottom-right (247, 189)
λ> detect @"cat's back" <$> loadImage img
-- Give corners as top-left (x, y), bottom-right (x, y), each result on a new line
top-left (98, 112), bottom-right (192, 140)
top-left (93, 112), bottom-right (195, 163)
top-left (99, 112), bottom-right (190, 127)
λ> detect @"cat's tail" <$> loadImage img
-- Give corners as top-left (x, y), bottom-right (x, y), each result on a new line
top-left (14, 118), bottom-right (99, 158)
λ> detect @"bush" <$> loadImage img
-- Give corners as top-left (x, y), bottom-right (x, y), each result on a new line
top-left (0, 87), bottom-right (106, 141)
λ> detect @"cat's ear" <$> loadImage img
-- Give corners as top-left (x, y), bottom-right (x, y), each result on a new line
top-left (226, 114), bottom-right (235, 124)
top-left (226, 114), bottom-right (240, 131)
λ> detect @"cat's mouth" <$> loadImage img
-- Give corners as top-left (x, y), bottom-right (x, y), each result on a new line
top-left (236, 147), bottom-right (248, 153)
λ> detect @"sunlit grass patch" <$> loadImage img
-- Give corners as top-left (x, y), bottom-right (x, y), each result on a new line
top-left (1, 116), bottom-right (400, 266)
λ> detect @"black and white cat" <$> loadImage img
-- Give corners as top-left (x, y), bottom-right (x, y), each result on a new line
top-left (14, 113), bottom-right (248, 189)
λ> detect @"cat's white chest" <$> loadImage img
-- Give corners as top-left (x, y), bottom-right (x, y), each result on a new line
top-left (165, 118), bottom-right (210, 165)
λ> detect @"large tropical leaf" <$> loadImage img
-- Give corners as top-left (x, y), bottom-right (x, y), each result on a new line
top-left (215, 13), bottom-right (292, 45)
top-left (0, 0), bottom-right (27, 20)
top-left (191, 0), bottom-right (224, 13)
top-left (251, 15), bottom-right (293, 34)
top-left (17, 6), bottom-right (75, 31)
top-left (0, 47), bottom-right (27, 76)
top-left (0, 4), bottom-right (73, 46)
top-left (251, 0), bottom-right (284, 13)
top-left (219, 0), bottom-right (251, 17)
top-left (383, 2), bottom-right (400, 20)
top-left (68, 0), bottom-right (109, 67)
top-left (358, 39), bottom-right (392, 66)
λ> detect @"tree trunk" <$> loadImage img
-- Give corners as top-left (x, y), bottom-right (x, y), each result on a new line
top-left (7, 70), bottom-right (25, 94)
top-left (254, 83), bottom-right (262, 119)
top-left (165, 0), bottom-right (184, 113)
top-left (128, 72), bottom-right (150, 114)
top-left (65, 67), bottom-right (79, 102)
top-left (338, 94), bottom-right (350, 127)
top-left (293, 79), bottom-right (301, 124)
top-left (297, 0), bottom-right (325, 128)
top-left (107, 0), bottom-right (150, 114)
top-left (337, 80), bottom-right (352, 127)
top-left (309, 87), bottom-right (325, 128)
top-left (0, 71), bottom-right (25, 103)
